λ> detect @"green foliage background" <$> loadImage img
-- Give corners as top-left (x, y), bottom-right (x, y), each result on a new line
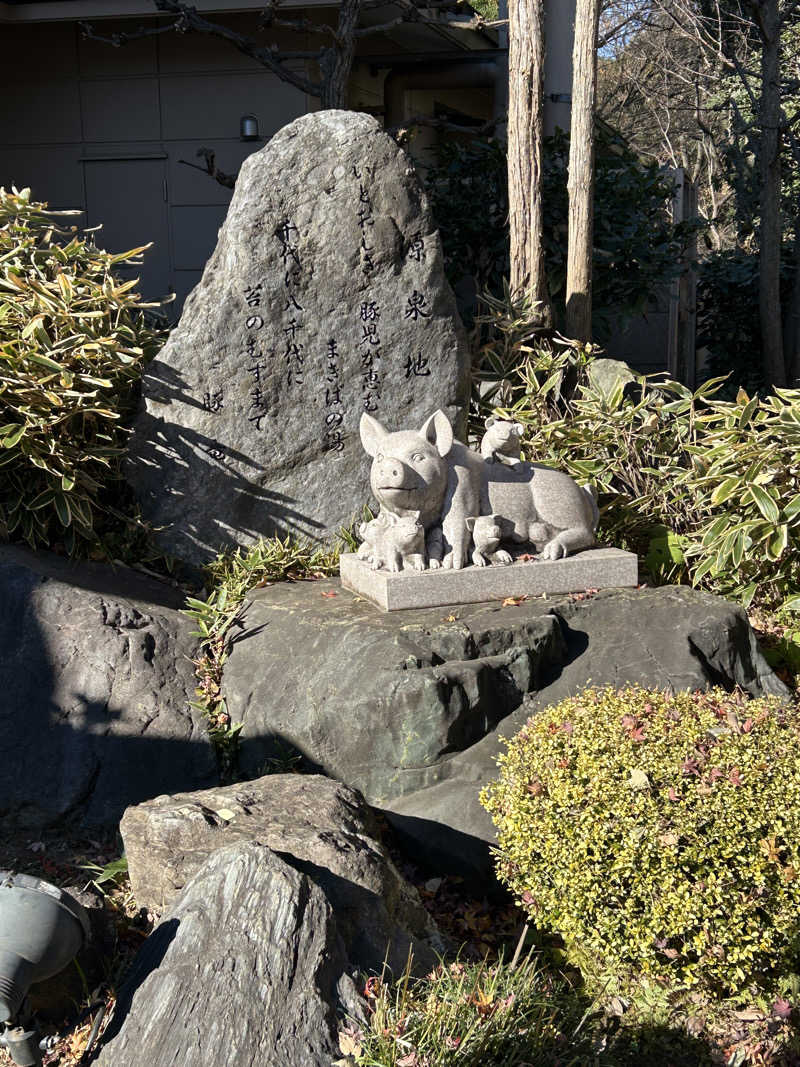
top-left (477, 299), bottom-right (800, 609)
top-left (424, 123), bottom-right (695, 336)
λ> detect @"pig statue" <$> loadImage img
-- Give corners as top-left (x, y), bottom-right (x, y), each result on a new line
top-left (357, 510), bottom-right (426, 572)
top-left (359, 409), bottom-right (598, 570)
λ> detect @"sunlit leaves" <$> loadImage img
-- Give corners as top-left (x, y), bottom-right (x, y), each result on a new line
top-left (0, 186), bottom-right (164, 550)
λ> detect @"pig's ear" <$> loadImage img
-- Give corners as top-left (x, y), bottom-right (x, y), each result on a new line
top-left (360, 413), bottom-right (387, 457)
top-left (419, 409), bottom-right (454, 457)
top-left (485, 415), bottom-right (496, 428)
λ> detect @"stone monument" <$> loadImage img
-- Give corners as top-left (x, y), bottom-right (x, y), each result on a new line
top-left (340, 409), bottom-right (638, 609)
top-left (127, 111), bottom-right (469, 565)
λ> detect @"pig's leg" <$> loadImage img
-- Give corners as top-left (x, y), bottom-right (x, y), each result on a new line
top-left (442, 469), bottom-right (480, 570)
top-left (541, 526), bottom-right (595, 560)
top-left (471, 548), bottom-right (488, 567)
top-left (426, 526), bottom-right (443, 569)
top-left (405, 553), bottom-right (426, 572)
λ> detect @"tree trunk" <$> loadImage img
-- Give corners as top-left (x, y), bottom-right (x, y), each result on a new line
top-left (319, 0), bottom-right (361, 108)
top-left (565, 0), bottom-right (600, 342)
top-left (507, 0), bottom-right (552, 325)
top-left (756, 0), bottom-right (786, 386)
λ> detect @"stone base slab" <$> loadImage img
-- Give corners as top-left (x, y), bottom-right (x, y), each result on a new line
top-left (340, 547), bottom-right (638, 611)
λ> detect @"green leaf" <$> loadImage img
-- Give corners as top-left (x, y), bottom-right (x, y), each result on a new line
top-left (783, 493), bottom-right (800, 521)
top-left (2, 426), bottom-right (25, 449)
top-left (53, 493), bottom-right (71, 527)
top-left (711, 477), bottom-right (741, 506)
top-left (748, 484), bottom-right (780, 524)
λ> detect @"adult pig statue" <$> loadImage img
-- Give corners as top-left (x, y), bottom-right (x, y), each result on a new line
top-left (359, 409), bottom-right (598, 569)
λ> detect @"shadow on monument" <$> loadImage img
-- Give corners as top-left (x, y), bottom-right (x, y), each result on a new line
top-left (126, 368), bottom-right (331, 561)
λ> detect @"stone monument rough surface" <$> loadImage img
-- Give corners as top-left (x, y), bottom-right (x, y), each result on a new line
top-left (128, 111), bottom-right (470, 565)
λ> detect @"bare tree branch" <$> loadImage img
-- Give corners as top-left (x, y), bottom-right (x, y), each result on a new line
top-left (179, 148), bottom-right (237, 189)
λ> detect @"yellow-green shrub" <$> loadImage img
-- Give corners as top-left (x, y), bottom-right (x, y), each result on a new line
top-left (481, 686), bottom-right (800, 997)
top-left (0, 187), bottom-right (164, 552)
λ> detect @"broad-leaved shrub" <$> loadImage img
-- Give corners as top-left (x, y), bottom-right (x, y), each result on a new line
top-left (481, 686), bottom-right (800, 997)
top-left (0, 187), bottom-right (164, 552)
top-left (476, 300), bottom-right (800, 608)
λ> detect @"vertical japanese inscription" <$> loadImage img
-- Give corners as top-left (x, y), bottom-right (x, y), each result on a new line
top-left (243, 283), bottom-right (269, 429)
top-left (323, 339), bottom-right (346, 453)
top-left (353, 164), bottom-right (376, 275)
top-left (277, 219), bottom-right (305, 389)
top-left (360, 299), bottom-right (381, 413)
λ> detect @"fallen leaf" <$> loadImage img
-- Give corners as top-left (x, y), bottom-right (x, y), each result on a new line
top-left (668, 787), bottom-right (680, 802)
top-left (320, 591), bottom-right (337, 598)
top-left (338, 1028), bottom-right (363, 1057)
top-left (628, 768), bottom-right (651, 791)
top-left (518, 553), bottom-right (536, 562)
top-left (502, 595), bottom-right (528, 607)
top-left (772, 997), bottom-right (792, 1019)
top-left (659, 832), bottom-right (679, 846)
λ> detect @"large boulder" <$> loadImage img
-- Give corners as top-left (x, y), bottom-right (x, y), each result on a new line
top-left (120, 774), bottom-right (445, 975)
top-left (0, 546), bottom-right (215, 828)
top-left (95, 842), bottom-right (364, 1067)
top-left (127, 110), bottom-right (470, 565)
top-left (223, 580), bottom-right (789, 879)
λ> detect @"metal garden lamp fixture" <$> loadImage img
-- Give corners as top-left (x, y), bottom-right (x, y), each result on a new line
top-left (0, 872), bottom-right (90, 1067)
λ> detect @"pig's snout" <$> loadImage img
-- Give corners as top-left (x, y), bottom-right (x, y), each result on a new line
top-left (374, 457), bottom-right (412, 488)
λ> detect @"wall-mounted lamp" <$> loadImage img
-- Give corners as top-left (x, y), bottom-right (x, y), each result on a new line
top-left (240, 114), bottom-right (260, 141)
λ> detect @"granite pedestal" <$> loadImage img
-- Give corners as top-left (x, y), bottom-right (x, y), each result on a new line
top-left (340, 546), bottom-right (638, 611)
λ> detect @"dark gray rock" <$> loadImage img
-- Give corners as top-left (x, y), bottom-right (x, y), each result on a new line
top-left (226, 578), bottom-right (567, 802)
top-left (127, 110), bottom-right (470, 565)
top-left (224, 580), bottom-right (789, 880)
top-left (95, 842), bottom-right (364, 1067)
top-left (0, 546), bottom-right (215, 829)
top-left (120, 774), bottom-right (445, 975)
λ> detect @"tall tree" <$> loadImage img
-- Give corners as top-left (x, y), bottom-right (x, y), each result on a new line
top-left (566, 0), bottom-right (601, 340)
top-left (507, 0), bottom-right (553, 324)
top-left (598, 0), bottom-right (800, 386)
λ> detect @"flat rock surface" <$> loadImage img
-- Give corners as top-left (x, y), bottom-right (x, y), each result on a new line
top-left (0, 547), bottom-right (215, 829)
top-left (121, 773), bottom-right (444, 975)
top-left (128, 110), bottom-right (469, 565)
top-left (224, 580), bottom-right (789, 879)
top-left (96, 842), bottom-right (363, 1067)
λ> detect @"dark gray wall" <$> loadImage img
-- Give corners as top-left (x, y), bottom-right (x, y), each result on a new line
top-left (0, 18), bottom-right (307, 313)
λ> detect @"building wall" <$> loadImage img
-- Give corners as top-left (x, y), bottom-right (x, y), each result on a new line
top-left (0, 17), bottom-right (309, 312)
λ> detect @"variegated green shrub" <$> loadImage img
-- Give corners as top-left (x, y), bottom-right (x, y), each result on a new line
top-left (0, 187), bottom-right (164, 551)
top-left (481, 686), bottom-right (800, 998)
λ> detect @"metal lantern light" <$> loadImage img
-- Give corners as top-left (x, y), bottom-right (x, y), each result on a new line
top-left (240, 113), bottom-right (260, 141)
top-left (0, 872), bottom-right (90, 1066)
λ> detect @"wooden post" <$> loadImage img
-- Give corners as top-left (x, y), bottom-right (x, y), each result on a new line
top-left (507, 0), bottom-right (552, 325)
top-left (565, 0), bottom-right (600, 343)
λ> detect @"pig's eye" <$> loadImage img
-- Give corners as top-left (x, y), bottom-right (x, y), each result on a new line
top-left (376, 453), bottom-right (384, 462)
top-left (411, 453), bottom-right (424, 463)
